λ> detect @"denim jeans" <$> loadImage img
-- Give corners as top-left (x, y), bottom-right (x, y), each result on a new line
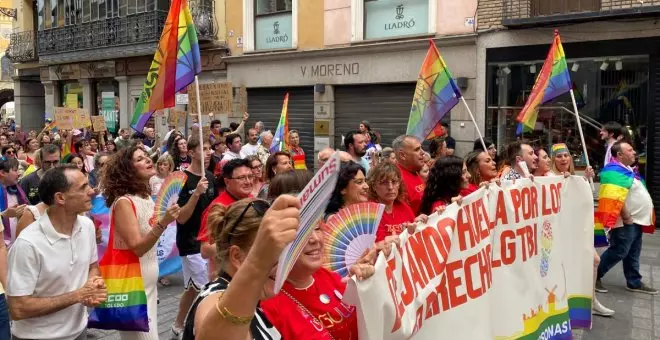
top-left (0, 294), bottom-right (9, 340)
top-left (597, 223), bottom-right (643, 288)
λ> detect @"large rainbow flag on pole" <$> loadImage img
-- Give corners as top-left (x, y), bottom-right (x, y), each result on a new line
top-left (516, 31), bottom-right (572, 129)
top-left (130, 0), bottom-right (201, 132)
top-left (270, 93), bottom-right (290, 153)
top-left (406, 40), bottom-right (462, 141)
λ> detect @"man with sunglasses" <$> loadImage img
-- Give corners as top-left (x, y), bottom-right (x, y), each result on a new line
top-left (19, 144), bottom-right (60, 205)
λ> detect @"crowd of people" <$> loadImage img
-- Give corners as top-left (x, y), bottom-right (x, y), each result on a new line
top-left (0, 115), bottom-right (652, 340)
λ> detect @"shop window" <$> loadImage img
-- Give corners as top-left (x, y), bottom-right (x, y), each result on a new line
top-left (254, 0), bottom-right (293, 50)
top-left (486, 56), bottom-right (649, 176)
top-left (60, 82), bottom-right (83, 109)
top-left (96, 80), bottom-right (120, 134)
top-left (363, 0), bottom-right (429, 40)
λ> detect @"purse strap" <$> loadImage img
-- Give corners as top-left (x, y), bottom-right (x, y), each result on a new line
top-left (106, 196), bottom-right (137, 253)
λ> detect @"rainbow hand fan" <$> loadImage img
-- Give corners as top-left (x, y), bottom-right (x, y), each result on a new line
top-left (155, 171), bottom-right (187, 219)
top-left (323, 202), bottom-right (385, 278)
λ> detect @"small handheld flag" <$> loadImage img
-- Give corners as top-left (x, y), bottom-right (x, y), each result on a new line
top-left (406, 40), bottom-right (462, 141)
top-left (516, 31), bottom-right (572, 129)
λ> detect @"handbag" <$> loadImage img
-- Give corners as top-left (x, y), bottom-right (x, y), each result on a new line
top-left (88, 197), bottom-right (150, 332)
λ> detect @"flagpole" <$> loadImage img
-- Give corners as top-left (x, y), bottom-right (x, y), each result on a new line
top-left (569, 89), bottom-right (595, 191)
top-left (460, 97), bottom-right (487, 152)
top-left (194, 75), bottom-right (204, 173)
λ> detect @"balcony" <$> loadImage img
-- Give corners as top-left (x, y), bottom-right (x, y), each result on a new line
top-left (503, 0), bottom-right (660, 27)
top-left (6, 31), bottom-right (37, 63)
top-left (37, 0), bottom-right (217, 56)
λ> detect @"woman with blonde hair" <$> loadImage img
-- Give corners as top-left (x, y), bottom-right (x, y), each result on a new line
top-left (150, 154), bottom-right (175, 196)
top-left (367, 162), bottom-right (416, 242)
top-left (549, 143), bottom-right (612, 317)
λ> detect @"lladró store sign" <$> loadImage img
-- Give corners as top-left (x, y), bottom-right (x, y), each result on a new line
top-left (255, 13), bottom-right (293, 50)
top-left (365, 0), bottom-right (429, 39)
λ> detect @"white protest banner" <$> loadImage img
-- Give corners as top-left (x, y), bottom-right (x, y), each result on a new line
top-left (274, 152), bottom-right (341, 293)
top-left (345, 176), bottom-right (594, 340)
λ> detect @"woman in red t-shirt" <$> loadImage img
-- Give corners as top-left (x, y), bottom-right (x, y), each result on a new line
top-left (463, 150), bottom-right (498, 196)
top-left (367, 162), bottom-right (416, 242)
top-left (419, 156), bottom-right (471, 215)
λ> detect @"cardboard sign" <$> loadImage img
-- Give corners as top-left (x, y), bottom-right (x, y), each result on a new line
top-left (167, 109), bottom-right (186, 126)
top-left (347, 176), bottom-right (595, 339)
top-left (188, 82), bottom-right (233, 115)
top-left (91, 115), bottom-right (106, 132)
top-left (54, 107), bottom-right (76, 130)
top-left (74, 109), bottom-right (92, 129)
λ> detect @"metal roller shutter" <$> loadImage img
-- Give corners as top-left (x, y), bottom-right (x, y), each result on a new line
top-left (334, 83), bottom-right (416, 150)
top-left (247, 87), bottom-right (315, 168)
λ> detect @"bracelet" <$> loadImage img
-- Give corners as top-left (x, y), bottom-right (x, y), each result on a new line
top-left (215, 292), bottom-right (253, 325)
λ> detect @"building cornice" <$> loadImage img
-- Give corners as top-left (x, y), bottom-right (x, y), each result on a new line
top-left (224, 33), bottom-right (477, 64)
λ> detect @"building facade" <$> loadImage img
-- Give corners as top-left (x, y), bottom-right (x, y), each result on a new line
top-left (7, 0), bottom-right (228, 134)
top-left (224, 0), bottom-right (479, 167)
top-left (476, 0), bottom-right (660, 212)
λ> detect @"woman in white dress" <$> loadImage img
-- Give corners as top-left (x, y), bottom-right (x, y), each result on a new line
top-left (101, 145), bottom-right (181, 339)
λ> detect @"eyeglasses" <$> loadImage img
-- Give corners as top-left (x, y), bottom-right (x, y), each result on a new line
top-left (226, 200), bottom-right (271, 244)
top-left (42, 160), bottom-right (59, 166)
top-left (229, 174), bottom-right (255, 182)
top-left (251, 165), bottom-right (262, 170)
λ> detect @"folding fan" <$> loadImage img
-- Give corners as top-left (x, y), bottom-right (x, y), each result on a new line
top-left (154, 171), bottom-right (187, 219)
top-left (323, 202), bottom-right (385, 277)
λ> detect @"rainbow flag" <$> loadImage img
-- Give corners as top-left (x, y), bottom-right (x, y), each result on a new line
top-left (406, 40), bottom-right (462, 141)
top-left (594, 161), bottom-right (634, 247)
top-left (516, 31), bottom-right (572, 129)
top-left (425, 123), bottom-right (446, 140)
top-left (515, 122), bottom-right (533, 136)
top-left (270, 93), bottom-right (290, 153)
top-left (130, 0), bottom-right (201, 132)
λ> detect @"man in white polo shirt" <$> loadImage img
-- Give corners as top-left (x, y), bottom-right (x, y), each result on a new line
top-left (7, 165), bottom-right (107, 340)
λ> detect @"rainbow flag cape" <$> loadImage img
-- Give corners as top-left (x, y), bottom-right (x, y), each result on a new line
top-left (270, 93), bottom-right (290, 153)
top-left (130, 0), bottom-right (201, 132)
top-left (406, 40), bottom-right (462, 141)
top-left (594, 161), bottom-right (634, 247)
top-left (516, 31), bottom-right (572, 129)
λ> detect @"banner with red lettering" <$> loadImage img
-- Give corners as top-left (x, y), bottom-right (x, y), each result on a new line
top-left (345, 176), bottom-right (594, 339)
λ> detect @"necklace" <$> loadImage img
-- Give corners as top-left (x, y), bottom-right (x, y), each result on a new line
top-left (280, 288), bottom-right (336, 340)
top-left (291, 277), bottom-right (315, 290)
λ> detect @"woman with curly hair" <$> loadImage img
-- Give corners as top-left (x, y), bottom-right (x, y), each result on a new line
top-left (100, 145), bottom-right (181, 339)
top-left (367, 162), bottom-right (416, 241)
top-left (325, 161), bottom-right (369, 217)
top-left (419, 156), bottom-right (470, 215)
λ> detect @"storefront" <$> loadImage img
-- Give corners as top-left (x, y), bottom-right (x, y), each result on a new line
top-left (95, 79), bottom-right (120, 133)
top-left (227, 36), bottom-right (477, 164)
top-left (248, 87), bottom-right (314, 167)
top-left (484, 37), bottom-right (657, 181)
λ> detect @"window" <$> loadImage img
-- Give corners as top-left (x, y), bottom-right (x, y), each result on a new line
top-left (157, 0), bottom-right (168, 10)
top-left (50, 0), bottom-right (58, 28)
top-left (254, 0), bottom-right (293, 50)
top-left (128, 0), bottom-right (135, 15)
top-left (120, 0), bottom-right (127, 16)
top-left (99, 0), bottom-right (106, 19)
top-left (146, 0), bottom-right (155, 11)
top-left (91, 0), bottom-right (98, 21)
top-left (38, 0), bottom-right (45, 30)
top-left (83, 0), bottom-right (90, 22)
top-left (486, 56), bottom-right (649, 176)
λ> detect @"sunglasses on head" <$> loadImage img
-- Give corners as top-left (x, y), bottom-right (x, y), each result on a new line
top-left (226, 200), bottom-right (270, 244)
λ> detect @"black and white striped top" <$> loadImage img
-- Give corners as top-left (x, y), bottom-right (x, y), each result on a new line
top-left (182, 273), bottom-right (282, 340)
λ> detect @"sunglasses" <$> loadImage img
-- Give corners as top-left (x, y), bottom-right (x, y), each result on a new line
top-left (5, 150), bottom-right (14, 155)
top-left (226, 200), bottom-right (270, 244)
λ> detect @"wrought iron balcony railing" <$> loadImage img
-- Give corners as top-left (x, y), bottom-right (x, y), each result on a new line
top-left (37, 11), bottom-right (168, 55)
top-left (6, 30), bottom-right (37, 63)
top-left (503, 0), bottom-right (660, 26)
top-left (37, 0), bottom-right (217, 56)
